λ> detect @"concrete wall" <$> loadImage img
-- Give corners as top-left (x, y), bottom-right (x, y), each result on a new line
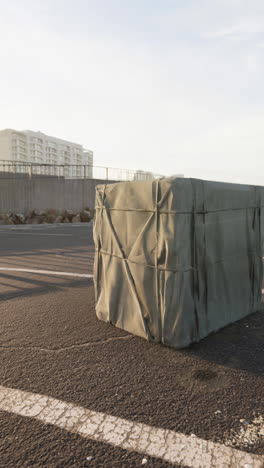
top-left (0, 178), bottom-right (116, 213)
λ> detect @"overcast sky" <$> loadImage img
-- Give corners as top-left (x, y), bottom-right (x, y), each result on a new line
top-left (0, 0), bottom-right (264, 184)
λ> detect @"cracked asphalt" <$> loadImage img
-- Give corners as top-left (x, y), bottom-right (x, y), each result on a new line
top-left (0, 224), bottom-right (263, 467)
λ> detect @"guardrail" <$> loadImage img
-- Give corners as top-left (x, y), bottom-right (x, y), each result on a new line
top-left (0, 162), bottom-right (163, 181)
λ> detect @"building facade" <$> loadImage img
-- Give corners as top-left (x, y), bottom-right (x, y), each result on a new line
top-left (133, 170), bottom-right (155, 181)
top-left (0, 129), bottom-right (93, 178)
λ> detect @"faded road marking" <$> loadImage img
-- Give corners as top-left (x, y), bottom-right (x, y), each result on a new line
top-left (0, 385), bottom-right (263, 467)
top-left (0, 268), bottom-right (93, 278)
top-left (0, 268), bottom-right (262, 293)
top-left (0, 232), bottom-right (73, 236)
top-left (0, 335), bottom-right (133, 352)
top-left (0, 223), bottom-right (86, 229)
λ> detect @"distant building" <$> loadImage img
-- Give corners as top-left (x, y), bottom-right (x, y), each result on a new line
top-left (133, 170), bottom-right (155, 181)
top-left (133, 170), bottom-right (183, 181)
top-left (0, 129), bottom-right (93, 177)
top-left (83, 149), bottom-right (93, 178)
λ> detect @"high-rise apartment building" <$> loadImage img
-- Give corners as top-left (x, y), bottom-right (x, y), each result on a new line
top-left (0, 129), bottom-right (93, 177)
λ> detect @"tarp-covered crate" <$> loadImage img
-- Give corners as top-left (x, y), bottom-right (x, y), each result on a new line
top-left (93, 178), bottom-right (264, 348)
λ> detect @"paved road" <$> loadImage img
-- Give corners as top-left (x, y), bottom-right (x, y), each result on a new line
top-left (0, 224), bottom-right (263, 467)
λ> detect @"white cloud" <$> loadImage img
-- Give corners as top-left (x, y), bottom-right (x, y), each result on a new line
top-left (202, 18), bottom-right (264, 39)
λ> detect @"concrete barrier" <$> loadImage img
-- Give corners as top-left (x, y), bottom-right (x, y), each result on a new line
top-left (0, 178), bottom-right (116, 213)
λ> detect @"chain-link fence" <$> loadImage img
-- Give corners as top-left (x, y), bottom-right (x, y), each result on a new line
top-left (0, 161), bottom-right (163, 181)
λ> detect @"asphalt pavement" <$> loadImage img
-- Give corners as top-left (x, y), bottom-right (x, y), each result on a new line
top-left (0, 224), bottom-right (263, 467)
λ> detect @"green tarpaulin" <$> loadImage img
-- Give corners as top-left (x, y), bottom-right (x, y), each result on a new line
top-left (94, 177), bottom-right (263, 348)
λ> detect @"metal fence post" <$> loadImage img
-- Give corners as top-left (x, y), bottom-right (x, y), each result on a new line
top-left (106, 167), bottom-right (109, 180)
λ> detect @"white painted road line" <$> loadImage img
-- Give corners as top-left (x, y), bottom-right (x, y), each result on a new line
top-left (0, 223), bottom-right (90, 231)
top-left (0, 268), bottom-right (93, 278)
top-left (0, 231), bottom-right (73, 236)
top-left (0, 385), bottom-right (262, 468)
top-left (0, 268), bottom-right (262, 293)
